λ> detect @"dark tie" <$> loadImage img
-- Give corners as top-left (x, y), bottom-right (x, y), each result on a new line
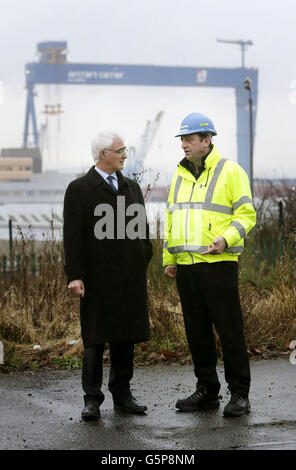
top-left (107, 175), bottom-right (117, 192)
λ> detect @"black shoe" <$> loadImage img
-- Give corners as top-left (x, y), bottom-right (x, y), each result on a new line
top-left (176, 385), bottom-right (220, 411)
top-left (223, 393), bottom-right (251, 417)
top-left (113, 392), bottom-right (147, 414)
top-left (81, 401), bottom-right (101, 420)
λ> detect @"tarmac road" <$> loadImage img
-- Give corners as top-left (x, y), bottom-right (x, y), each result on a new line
top-left (0, 357), bottom-right (296, 451)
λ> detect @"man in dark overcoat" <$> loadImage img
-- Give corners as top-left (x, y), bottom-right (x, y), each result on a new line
top-left (63, 131), bottom-right (153, 420)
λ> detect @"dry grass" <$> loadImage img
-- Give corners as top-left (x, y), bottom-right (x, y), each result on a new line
top-left (241, 284), bottom-right (296, 349)
top-left (0, 229), bottom-right (81, 371)
top-left (0, 198), bottom-right (295, 372)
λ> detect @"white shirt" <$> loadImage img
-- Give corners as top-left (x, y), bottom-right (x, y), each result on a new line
top-left (95, 166), bottom-right (118, 190)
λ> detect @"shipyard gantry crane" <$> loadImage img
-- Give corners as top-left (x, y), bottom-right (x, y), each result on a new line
top-left (23, 41), bottom-right (258, 179)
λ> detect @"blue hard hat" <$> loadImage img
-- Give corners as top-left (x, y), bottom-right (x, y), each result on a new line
top-left (175, 112), bottom-right (217, 137)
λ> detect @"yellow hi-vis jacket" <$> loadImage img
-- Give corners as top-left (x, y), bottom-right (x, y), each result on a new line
top-left (163, 145), bottom-right (256, 266)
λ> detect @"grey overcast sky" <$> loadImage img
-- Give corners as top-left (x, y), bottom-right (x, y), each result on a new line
top-left (0, 0), bottom-right (296, 181)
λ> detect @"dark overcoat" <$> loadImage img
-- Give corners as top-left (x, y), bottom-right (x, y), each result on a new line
top-left (63, 166), bottom-right (153, 346)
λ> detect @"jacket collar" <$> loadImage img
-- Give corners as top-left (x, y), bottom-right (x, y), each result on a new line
top-left (178, 145), bottom-right (221, 180)
top-left (86, 165), bottom-right (128, 193)
top-left (203, 145), bottom-right (222, 169)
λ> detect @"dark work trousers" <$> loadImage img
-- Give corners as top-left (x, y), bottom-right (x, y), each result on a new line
top-left (82, 341), bottom-right (134, 405)
top-left (176, 261), bottom-right (250, 397)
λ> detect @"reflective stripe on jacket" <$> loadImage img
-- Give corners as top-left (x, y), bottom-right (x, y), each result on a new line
top-left (163, 145), bottom-right (256, 266)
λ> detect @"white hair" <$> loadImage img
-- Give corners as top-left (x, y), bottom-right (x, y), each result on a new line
top-left (91, 131), bottom-right (124, 163)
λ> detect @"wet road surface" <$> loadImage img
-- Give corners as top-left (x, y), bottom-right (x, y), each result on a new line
top-left (0, 358), bottom-right (296, 450)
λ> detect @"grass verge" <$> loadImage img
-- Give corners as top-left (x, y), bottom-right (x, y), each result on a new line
top-left (0, 227), bottom-right (295, 374)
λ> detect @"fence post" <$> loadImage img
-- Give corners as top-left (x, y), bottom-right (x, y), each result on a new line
top-left (31, 253), bottom-right (36, 276)
top-left (0, 341), bottom-right (3, 365)
top-left (38, 254), bottom-right (43, 275)
top-left (272, 238), bottom-right (277, 267)
top-left (278, 200), bottom-right (284, 258)
top-left (1, 255), bottom-right (7, 280)
top-left (264, 239), bottom-right (269, 262)
top-left (8, 219), bottom-right (13, 258)
top-left (16, 254), bottom-right (21, 272)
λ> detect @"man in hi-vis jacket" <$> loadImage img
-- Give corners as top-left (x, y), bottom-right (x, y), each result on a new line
top-left (163, 113), bottom-right (256, 417)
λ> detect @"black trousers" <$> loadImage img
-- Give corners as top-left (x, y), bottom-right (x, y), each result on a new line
top-left (176, 261), bottom-right (250, 397)
top-left (82, 341), bottom-right (134, 405)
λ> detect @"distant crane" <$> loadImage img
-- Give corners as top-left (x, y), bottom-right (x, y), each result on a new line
top-left (217, 39), bottom-right (253, 68)
top-left (124, 110), bottom-right (164, 177)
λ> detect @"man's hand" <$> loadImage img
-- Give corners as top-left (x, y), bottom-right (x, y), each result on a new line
top-left (201, 236), bottom-right (227, 255)
top-left (68, 280), bottom-right (85, 297)
top-left (164, 265), bottom-right (177, 279)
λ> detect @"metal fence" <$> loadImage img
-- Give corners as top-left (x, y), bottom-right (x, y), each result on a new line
top-left (1, 204), bottom-right (295, 280)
